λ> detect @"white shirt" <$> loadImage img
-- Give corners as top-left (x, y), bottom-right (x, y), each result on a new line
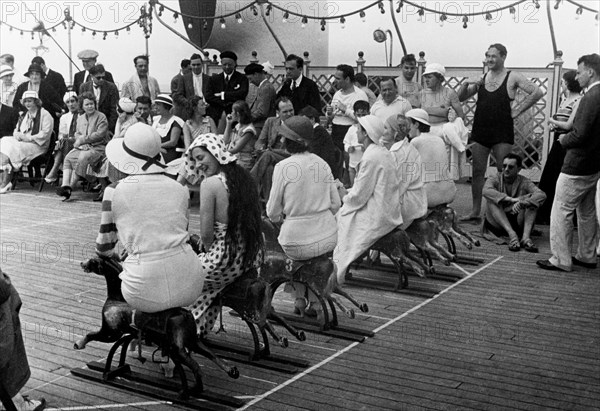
top-left (93, 83), bottom-right (101, 101)
top-left (193, 73), bottom-right (203, 97)
top-left (331, 86), bottom-right (369, 126)
top-left (290, 74), bottom-right (304, 90)
top-left (370, 96), bottom-right (412, 123)
top-left (585, 81), bottom-right (600, 93)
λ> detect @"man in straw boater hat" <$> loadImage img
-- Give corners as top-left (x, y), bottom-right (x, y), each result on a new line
top-left (333, 114), bottom-right (403, 284)
top-left (73, 49), bottom-right (115, 95)
top-left (205, 50), bottom-right (249, 132)
top-left (96, 123), bottom-right (205, 314)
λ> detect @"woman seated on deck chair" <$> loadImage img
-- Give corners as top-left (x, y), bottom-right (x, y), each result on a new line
top-left (266, 116), bottom-right (341, 317)
top-left (0, 90), bottom-right (54, 194)
top-left (182, 133), bottom-right (264, 337)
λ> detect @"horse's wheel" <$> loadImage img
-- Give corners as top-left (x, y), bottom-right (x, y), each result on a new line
top-left (297, 330), bottom-right (306, 341)
top-left (279, 337), bottom-right (289, 348)
top-left (359, 303), bottom-right (369, 313)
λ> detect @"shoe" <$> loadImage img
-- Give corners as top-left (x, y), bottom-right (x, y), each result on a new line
top-left (44, 176), bottom-right (57, 184)
top-left (536, 260), bottom-right (566, 271)
top-left (0, 182), bottom-right (13, 194)
top-left (572, 257), bottom-right (597, 269)
top-left (56, 186), bottom-right (72, 201)
top-left (19, 396), bottom-right (46, 411)
top-left (521, 238), bottom-right (538, 253)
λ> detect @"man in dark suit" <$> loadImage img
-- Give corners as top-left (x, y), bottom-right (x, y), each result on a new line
top-left (0, 102), bottom-right (18, 137)
top-left (79, 64), bottom-right (119, 133)
top-left (244, 63), bottom-right (276, 137)
top-left (205, 51), bottom-right (249, 132)
top-left (299, 105), bottom-right (340, 180)
top-left (277, 54), bottom-right (322, 114)
top-left (170, 59), bottom-right (190, 118)
top-left (73, 50), bottom-right (114, 95)
top-left (31, 56), bottom-right (67, 100)
top-left (172, 54), bottom-right (209, 120)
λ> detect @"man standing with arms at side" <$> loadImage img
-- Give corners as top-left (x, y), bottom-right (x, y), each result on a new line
top-left (170, 59), bottom-right (190, 118)
top-left (205, 51), bottom-right (249, 133)
top-left (537, 53), bottom-right (600, 271)
top-left (172, 54), bottom-right (208, 120)
top-left (458, 43), bottom-right (543, 223)
top-left (79, 64), bottom-right (119, 133)
top-left (244, 63), bottom-right (276, 138)
top-left (277, 54), bottom-right (322, 113)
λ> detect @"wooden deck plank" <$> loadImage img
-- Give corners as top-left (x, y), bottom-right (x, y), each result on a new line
top-left (2, 183), bottom-right (599, 410)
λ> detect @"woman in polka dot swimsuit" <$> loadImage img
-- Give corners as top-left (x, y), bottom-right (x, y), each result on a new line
top-left (182, 133), bottom-right (264, 336)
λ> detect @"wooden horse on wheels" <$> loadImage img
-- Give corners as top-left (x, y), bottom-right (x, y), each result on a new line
top-left (260, 218), bottom-right (372, 341)
top-left (71, 253), bottom-right (285, 408)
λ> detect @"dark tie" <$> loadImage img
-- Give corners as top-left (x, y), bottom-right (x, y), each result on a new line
top-left (69, 113), bottom-right (78, 136)
top-left (224, 75), bottom-right (229, 88)
top-left (291, 81), bottom-right (296, 92)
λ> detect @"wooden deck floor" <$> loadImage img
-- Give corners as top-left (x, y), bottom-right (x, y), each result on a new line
top-left (0, 182), bottom-right (598, 411)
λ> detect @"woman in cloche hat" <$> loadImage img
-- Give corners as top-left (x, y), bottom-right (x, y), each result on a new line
top-left (0, 90), bottom-right (54, 193)
top-left (13, 63), bottom-right (64, 125)
top-left (95, 123), bottom-right (205, 315)
top-left (266, 116), bottom-right (341, 317)
top-left (182, 133), bottom-right (264, 336)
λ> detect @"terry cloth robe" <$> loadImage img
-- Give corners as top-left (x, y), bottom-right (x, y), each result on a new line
top-left (121, 73), bottom-right (160, 102)
top-left (334, 144), bottom-right (403, 283)
top-left (389, 138), bottom-right (428, 229)
top-left (483, 172), bottom-right (547, 211)
top-left (430, 117), bottom-right (470, 180)
top-left (0, 270), bottom-right (30, 398)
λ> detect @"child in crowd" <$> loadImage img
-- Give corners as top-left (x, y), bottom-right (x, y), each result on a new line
top-left (343, 100), bottom-right (370, 186)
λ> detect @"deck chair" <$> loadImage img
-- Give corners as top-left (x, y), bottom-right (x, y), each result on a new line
top-left (11, 132), bottom-right (56, 192)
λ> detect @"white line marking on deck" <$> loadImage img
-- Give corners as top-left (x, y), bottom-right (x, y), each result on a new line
top-left (45, 401), bottom-right (172, 410)
top-left (451, 262), bottom-right (471, 276)
top-left (287, 339), bottom-right (338, 351)
top-left (237, 255), bottom-right (503, 411)
top-left (23, 372), bottom-right (71, 395)
top-left (241, 375), bottom-right (278, 385)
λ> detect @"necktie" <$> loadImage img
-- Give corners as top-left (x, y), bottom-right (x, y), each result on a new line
top-left (291, 80), bottom-right (296, 92)
top-left (69, 113), bottom-right (78, 136)
top-left (225, 75), bottom-right (230, 88)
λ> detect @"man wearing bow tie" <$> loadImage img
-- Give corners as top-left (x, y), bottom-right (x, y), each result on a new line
top-left (276, 54), bottom-right (322, 114)
top-left (79, 64), bottom-right (119, 133)
top-left (205, 51), bottom-right (249, 132)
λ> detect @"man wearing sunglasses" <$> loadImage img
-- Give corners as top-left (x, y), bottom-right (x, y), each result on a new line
top-left (79, 64), bottom-right (119, 133)
top-left (482, 153), bottom-right (546, 253)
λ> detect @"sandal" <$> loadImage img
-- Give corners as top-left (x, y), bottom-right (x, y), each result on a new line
top-left (508, 237), bottom-right (521, 252)
top-left (521, 238), bottom-right (538, 253)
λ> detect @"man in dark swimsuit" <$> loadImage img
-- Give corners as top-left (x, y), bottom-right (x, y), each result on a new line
top-left (458, 43), bottom-right (543, 223)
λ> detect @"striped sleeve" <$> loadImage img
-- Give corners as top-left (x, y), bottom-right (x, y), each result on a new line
top-left (95, 182), bottom-right (119, 256)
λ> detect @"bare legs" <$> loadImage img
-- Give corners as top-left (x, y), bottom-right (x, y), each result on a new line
top-left (0, 153), bottom-right (13, 193)
top-left (466, 142), bottom-right (513, 219)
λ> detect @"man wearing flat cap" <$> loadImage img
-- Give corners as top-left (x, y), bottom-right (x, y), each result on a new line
top-left (205, 50), bottom-right (249, 132)
top-left (244, 63), bottom-right (276, 137)
top-left (73, 49), bottom-right (114, 95)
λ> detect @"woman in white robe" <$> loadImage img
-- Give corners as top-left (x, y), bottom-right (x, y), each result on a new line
top-left (334, 115), bottom-right (403, 284)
